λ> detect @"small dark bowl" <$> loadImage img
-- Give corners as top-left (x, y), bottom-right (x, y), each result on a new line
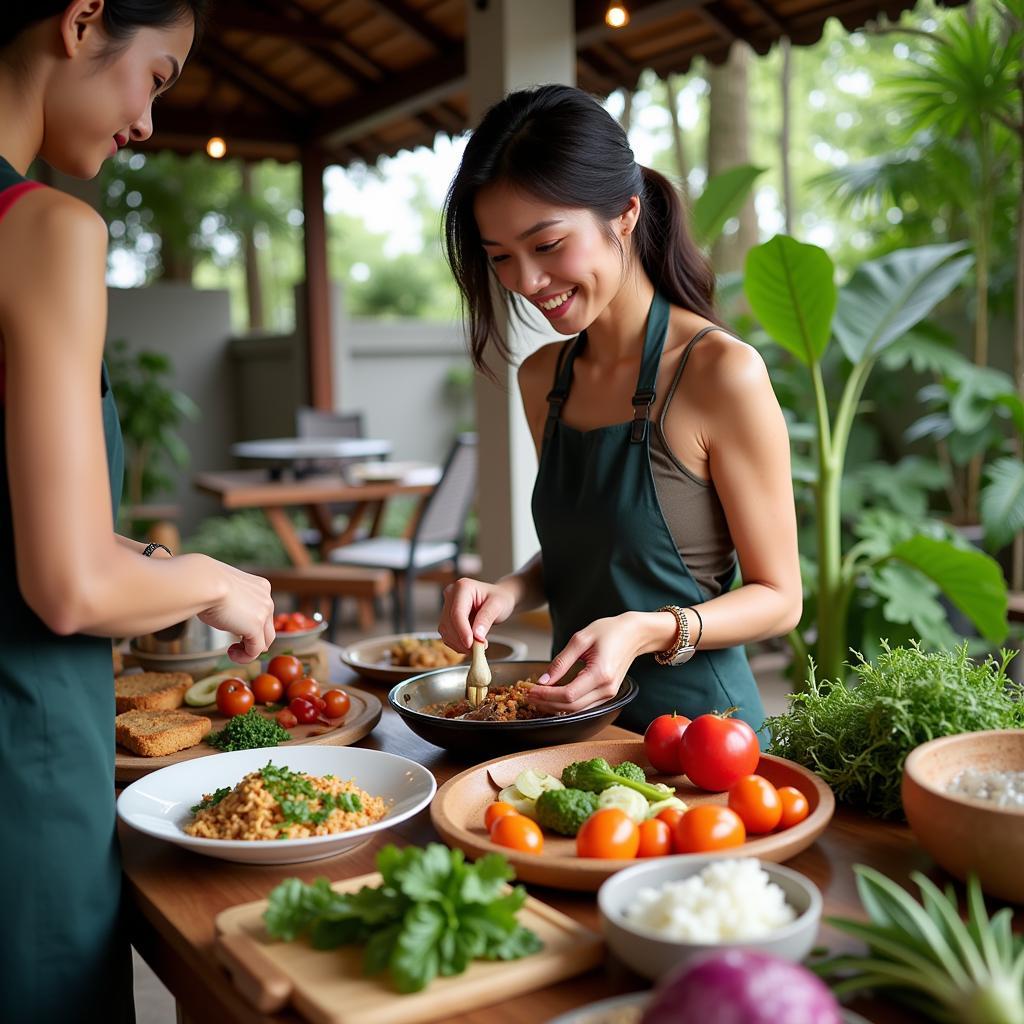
top-left (387, 661), bottom-right (638, 756)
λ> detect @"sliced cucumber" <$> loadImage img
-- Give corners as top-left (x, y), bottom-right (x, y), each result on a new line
top-left (185, 670), bottom-right (240, 707)
top-left (497, 784), bottom-right (538, 819)
top-left (514, 769), bottom-right (564, 800)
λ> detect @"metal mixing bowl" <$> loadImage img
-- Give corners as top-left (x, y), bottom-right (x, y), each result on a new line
top-left (388, 661), bottom-right (638, 756)
top-left (130, 617), bottom-right (236, 676)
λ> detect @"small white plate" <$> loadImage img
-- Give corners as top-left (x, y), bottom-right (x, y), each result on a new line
top-left (266, 618), bottom-right (329, 656)
top-left (116, 746), bottom-right (436, 865)
top-left (340, 632), bottom-right (529, 683)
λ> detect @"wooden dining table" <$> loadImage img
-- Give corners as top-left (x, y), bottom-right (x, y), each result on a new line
top-left (120, 648), bottom-right (931, 1024)
top-left (194, 469), bottom-right (439, 567)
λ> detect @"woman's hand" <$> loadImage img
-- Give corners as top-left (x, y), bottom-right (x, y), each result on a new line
top-left (438, 577), bottom-right (518, 652)
top-left (528, 611), bottom-right (674, 714)
top-left (197, 559), bottom-right (276, 662)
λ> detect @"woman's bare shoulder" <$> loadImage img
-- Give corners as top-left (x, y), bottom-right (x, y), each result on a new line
top-left (684, 326), bottom-right (771, 398)
top-left (517, 339), bottom-right (571, 399)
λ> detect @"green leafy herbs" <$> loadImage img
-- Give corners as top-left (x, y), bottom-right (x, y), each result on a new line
top-left (257, 762), bottom-right (362, 834)
top-left (766, 642), bottom-right (1023, 818)
top-left (190, 786), bottom-right (230, 814)
top-left (263, 843), bottom-right (543, 993)
top-left (206, 708), bottom-right (292, 752)
top-left (813, 866), bottom-right (1024, 1024)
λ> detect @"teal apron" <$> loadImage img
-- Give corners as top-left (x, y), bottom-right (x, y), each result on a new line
top-left (0, 318), bottom-right (134, 1016)
top-left (532, 292), bottom-right (766, 735)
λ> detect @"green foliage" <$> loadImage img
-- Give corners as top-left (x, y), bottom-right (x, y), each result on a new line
top-left (690, 164), bottom-right (766, 247)
top-left (105, 338), bottom-right (199, 507)
top-left (766, 642), bottom-right (1023, 818)
top-left (206, 714), bottom-right (292, 753)
top-left (182, 510), bottom-right (291, 568)
top-left (263, 844), bottom-right (542, 993)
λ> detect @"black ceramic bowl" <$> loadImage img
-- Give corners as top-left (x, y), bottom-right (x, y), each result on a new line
top-left (387, 660), bottom-right (638, 756)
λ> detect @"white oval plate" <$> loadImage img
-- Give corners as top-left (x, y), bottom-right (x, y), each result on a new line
top-left (116, 745), bottom-right (436, 865)
top-left (340, 632), bottom-right (528, 683)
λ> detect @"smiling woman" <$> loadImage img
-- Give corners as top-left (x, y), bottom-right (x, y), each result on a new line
top-left (439, 85), bottom-right (802, 736)
top-left (0, 4), bottom-right (281, 1024)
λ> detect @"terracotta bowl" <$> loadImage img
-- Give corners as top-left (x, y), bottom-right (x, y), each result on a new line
top-left (902, 729), bottom-right (1024, 903)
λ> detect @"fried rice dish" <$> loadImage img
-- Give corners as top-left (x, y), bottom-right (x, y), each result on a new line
top-left (427, 680), bottom-right (559, 722)
top-left (389, 636), bottom-right (465, 669)
top-left (184, 762), bottom-right (388, 841)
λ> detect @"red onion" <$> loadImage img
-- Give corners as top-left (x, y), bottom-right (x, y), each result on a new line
top-left (641, 950), bottom-right (843, 1024)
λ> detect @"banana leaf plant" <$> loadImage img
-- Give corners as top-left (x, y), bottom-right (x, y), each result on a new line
top-left (745, 236), bottom-right (1009, 683)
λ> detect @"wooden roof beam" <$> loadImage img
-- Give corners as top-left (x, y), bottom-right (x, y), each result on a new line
top-left (275, 0), bottom-right (384, 81)
top-left (362, 0), bottom-right (453, 53)
top-left (737, 0), bottom-right (789, 34)
top-left (199, 39), bottom-right (312, 114)
top-left (315, 52), bottom-right (466, 148)
top-left (575, 0), bottom-right (706, 46)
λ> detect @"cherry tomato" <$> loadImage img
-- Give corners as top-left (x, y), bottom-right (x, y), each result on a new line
top-left (273, 613), bottom-right (289, 631)
top-left (673, 804), bottom-right (746, 853)
top-left (287, 676), bottom-right (320, 702)
top-left (777, 786), bottom-right (810, 829)
top-left (637, 818), bottom-right (673, 858)
top-left (728, 775), bottom-right (783, 834)
top-left (490, 814), bottom-right (544, 854)
top-left (251, 673), bottom-right (285, 705)
top-left (288, 697), bottom-right (319, 724)
top-left (275, 708), bottom-right (298, 729)
top-left (678, 711), bottom-right (760, 792)
top-left (322, 689), bottom-right (351, 719)
top-left (484, 801), bottom-right (520, 831)
top-left (216, 678), bottom-right (254, 718)
top-left (576, 808), bottom-right (640, 860)
top-left (655, 806), bottom-right (686, 831)
top-left (267, 654), bottom-right (304, 686)
top-left (643, 713), bottom-right (691, 774)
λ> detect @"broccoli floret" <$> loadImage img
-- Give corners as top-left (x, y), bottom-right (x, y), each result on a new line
top-left (563, 757), bottom-right (674, 802)
top-left (534, 788), bottom-right (599, 836)
top-left (612, 761), bottom-right (647, 784)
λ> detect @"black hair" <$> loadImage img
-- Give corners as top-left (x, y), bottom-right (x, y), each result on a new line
top-left (1, 1), bottom-right (209, 51)
top-left (443, 84), bottom-right (721, 371)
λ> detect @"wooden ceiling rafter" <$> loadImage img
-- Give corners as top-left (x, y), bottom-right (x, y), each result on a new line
top-left (200, 38), bottom-right (313, 115)
top-left (362, 0), bottom-right (453, 51)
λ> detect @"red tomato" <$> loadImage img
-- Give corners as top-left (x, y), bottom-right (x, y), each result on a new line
top-left (484, 801), bottom-right (520, 831)
top-left (288, 697), bottom-right (319, 724)
top-left (643, 713), bottom-right (691, 774)
top-left (673, 805), bottom-right (746, 853)
top-left (275, 708), bottom-right (298, 729)
top-left (322, 689), bottom-right (351, 719)
top-left (490, 814), bottom-right (544, 854)
top-left (678, 711), bottom-right (760, 791)
top-left (777, 786), bottom-right (810, 829)
top-left (576, 808), bottom-right (640, 860)
top-left (655, 806), bottom-right (687, 851)
top-left (251, 673), bottom-right (285, 705)
top-left (637, 818), bottom-right (672, 858)
top-left (728, 775), bottom-right (782, 834)
top-left (287, 676), bottom-right (320, 702)
top-left (216, 678), bottom-right (254, 717)
top-left (288, 612), bottom-right (318, 631)
top-left (267, 654), bottom-right (304, 686)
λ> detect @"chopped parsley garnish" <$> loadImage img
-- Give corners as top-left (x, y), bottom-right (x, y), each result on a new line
top-left (190, 786), bottom-right (231, 814)
top-left (258, 762), bottom-right (363, 833)
top-left (206, 708), bottom-right (292, 751)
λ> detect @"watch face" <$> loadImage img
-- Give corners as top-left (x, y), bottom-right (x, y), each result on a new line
top-left (672, 646), bottom-right (696, 666)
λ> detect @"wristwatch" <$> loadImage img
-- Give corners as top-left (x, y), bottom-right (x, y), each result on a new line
top-left (654, 605), bottom-right (696, 666)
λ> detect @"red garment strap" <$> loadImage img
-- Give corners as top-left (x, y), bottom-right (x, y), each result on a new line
top-left (0, 180), bottom-right (44, 223)
top-left (0, 180), bottom-right (45, 402)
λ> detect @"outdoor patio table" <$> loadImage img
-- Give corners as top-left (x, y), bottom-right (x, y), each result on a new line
top-left (231, 438), bottom-right (394, 476)
top-left (194, 468), bottom-right (439, 567)
top-left (120, 643), bottom-right (930, 1024)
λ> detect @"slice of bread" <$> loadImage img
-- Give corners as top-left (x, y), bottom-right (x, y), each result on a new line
top-left (114, 672), bottom-right (192, 713)
top-left (115, 709), bottom-right (212, 757)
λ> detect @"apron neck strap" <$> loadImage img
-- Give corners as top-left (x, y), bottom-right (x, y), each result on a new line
top-left (630, 292), bottom-right (670, 444)
top-left (543, 335), bottom-right (584, 443)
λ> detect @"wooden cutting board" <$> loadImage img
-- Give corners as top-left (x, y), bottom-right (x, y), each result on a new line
top-left (114, 683), bottom-right (382, 783)
top-left (215, 872), bottom-right (604, 1024)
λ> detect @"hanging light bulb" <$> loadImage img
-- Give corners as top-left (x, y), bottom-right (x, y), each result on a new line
top-left (206, 135), bottom-right (227, 159)
top-left (605, 3), bottom-right (629, 27)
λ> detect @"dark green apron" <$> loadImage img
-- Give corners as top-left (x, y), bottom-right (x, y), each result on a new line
top-left (532, 292), bottom-right (766, 736)
top-left (0, 159), bottom-right (133, 1022)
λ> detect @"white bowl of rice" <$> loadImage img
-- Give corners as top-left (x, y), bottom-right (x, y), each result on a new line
top-left (597, 856), bottom-right (822, 981)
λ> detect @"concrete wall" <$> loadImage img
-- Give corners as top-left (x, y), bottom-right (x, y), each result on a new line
top-left (107, 283), bottom-right (235, 535)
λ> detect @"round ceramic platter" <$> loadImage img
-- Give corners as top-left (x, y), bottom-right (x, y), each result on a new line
top-left (340, 632), bottom-right (529, 683)
top-left (117, 745), bottom-right (436, 865)
top-left (114, 683), bottom-right (382, 783)
top-left (546, 993), bottom-right (869, 1024)
top-left (430, 738), bottom-right (835, 892)
top-left (266, 619), bottom-right (329, 656)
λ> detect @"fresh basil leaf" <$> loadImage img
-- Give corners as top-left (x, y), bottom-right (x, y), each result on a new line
top-left (363, 922), bottom-right (402, 976)
top-left (310, 916), bottom-right (371, 950)
top-left (397, 844), bottom-right (457, 903)
top-left (482, 925), bottom-right (545, 961)
top-left (459, 852), bottom-right (514, 903)
top-left (263, 877), bottom-right (336, 942)
top-left (391, 903), bottom-right (445, 993)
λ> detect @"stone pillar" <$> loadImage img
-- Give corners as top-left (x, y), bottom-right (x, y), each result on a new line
top-left (466, 0), bottom-right (575, 581)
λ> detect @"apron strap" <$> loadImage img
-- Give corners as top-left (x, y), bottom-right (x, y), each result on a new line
top-left (630, 293), bottom-right (672, 444)
top-left (543, 335), bottom-right (584, 443)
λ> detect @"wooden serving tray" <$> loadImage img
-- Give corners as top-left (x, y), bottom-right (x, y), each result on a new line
top-left (114, 683), bottom-right (382, 783)
top-left (430, 738), bottom-right (835, 892)
top-left (214, 871), bottom-right (604, 1024)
